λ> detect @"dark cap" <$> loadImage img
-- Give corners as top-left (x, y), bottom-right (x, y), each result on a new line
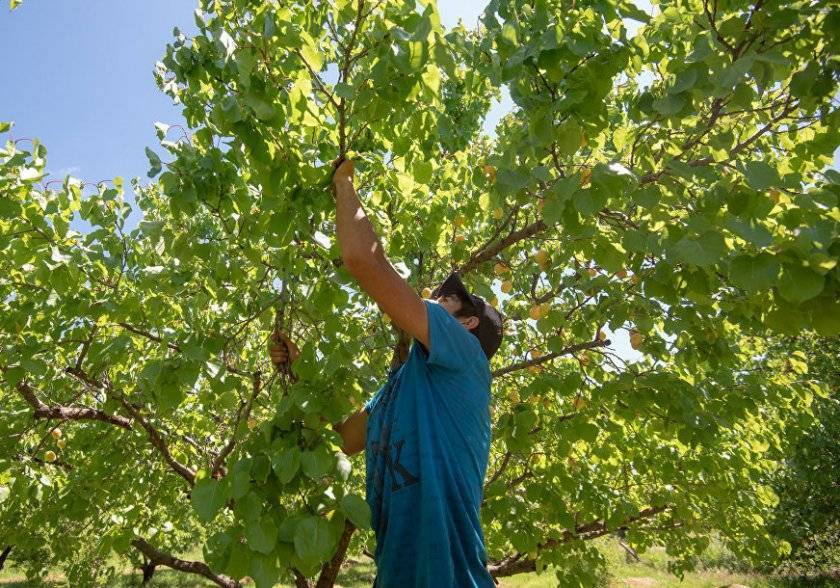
top-left (431, 271), bottom-right (504, 361)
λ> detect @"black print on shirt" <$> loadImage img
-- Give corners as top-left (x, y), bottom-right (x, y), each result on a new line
top-left (371, 427), bottom-right (420, 492)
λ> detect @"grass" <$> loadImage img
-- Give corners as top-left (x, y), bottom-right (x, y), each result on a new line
top-left (0, 537), bottom-right (835, 587)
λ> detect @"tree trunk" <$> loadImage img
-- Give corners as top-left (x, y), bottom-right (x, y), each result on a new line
top-left (0, 545), bottom-right (12, 570)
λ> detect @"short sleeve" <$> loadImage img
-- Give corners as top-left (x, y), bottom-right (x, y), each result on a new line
top-left (422, 299), bottom-right (486, 372)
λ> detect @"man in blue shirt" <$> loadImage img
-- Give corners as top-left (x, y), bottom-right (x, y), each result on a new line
top-left (273, 158), bottom-right (504, 586)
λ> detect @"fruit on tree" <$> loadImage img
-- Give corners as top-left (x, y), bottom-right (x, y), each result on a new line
top-left (247, 418), bottom-right (257, 430)
top-left (529, 304), bottom-right (542, 320)
top-left (51, 428), bottom-right (62, 439)
top-left (492, 207), bottom-right (504, 220)
top-left (500, 280), bottom-right (513, 293)
top-left (630, 329), bottom-right (644, 350)
top-left (422, 287), bottom-right (432, 298)
top-left (57, 439), bottom-right (66, 449)
top-left (44, 450), bottom-right (57, 463)
top-left (482, 164), bottom-right (496, 181)
top-left (494, 262), bottom-right (509, 275)
top-left (534, 249), bottom-right (549, 267)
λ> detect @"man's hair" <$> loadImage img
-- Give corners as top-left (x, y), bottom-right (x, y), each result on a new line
top-left (452, 292), bottom-right (479, 332)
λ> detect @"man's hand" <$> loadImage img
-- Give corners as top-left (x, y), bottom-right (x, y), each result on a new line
top-left (332, 157), bottom-right (354, 186)
top-left (269, 330), bottom-right (300, 370)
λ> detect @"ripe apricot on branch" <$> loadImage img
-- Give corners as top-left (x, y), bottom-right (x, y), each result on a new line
top-left (51, 428), bottom-right (62, 439)
top-left (534, 249), bottom-right (549, 267)
top-left (422, 287), bottom-right (432, 298)
top-left (630, 329), bottom-right (644, 350)
top-left (57, 439), bottom-right (67, 449)
top-left (44, 450), bottom-right (57, 463)
top-left (247, 418), bottom-right (258, 430)
top-left (494, 262), bottom-right (509, 275)
top-left (482, 164), bottom-right (496, 182)
top-left (500, 280), bottom-right (513, 293)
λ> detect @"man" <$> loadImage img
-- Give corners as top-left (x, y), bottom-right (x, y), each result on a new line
top-left (270, 157), bottom-right (503, 587)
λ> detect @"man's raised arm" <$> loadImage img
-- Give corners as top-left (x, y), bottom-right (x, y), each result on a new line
top-left (332, 159), bottom-right (430, 352)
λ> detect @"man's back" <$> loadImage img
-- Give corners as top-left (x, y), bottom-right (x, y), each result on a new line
top-left (364, 300), bottom-right (495, 587)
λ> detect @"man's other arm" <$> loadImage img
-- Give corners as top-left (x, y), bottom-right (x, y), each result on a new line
top-left (332, 407), bottom-right (367, 457)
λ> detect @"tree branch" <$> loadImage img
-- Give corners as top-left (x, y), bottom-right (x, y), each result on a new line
top-left (130, 538), bottom-right (237, 588)
top-left (492, 339), bottom-right (610, 378)
top-left (9, 374), bottom-right (132, 429)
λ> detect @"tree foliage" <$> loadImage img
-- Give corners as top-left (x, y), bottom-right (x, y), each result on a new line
top-left (768, 334), bottom-right (840, 577)
top-left (2, 0), bottom-right (840, 586)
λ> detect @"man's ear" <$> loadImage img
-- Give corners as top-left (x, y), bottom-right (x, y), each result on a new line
top-left (461, 316), bottom-right (480, 331)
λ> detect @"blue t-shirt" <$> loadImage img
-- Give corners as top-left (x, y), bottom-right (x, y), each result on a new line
top-left (364, 300), bottom-right (495, 587)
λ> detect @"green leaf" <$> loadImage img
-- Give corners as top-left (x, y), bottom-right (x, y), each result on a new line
top-left (777, 263), bottom-right (825, 303)
top-left (300, 446), bottom-right (334, 479)
top-left (652, 94), bottom-right (685, 116)
top-left (554, 118), bottom-right (581, 156)
top-left (224, 539), bottom-right (252, 579)
top-left (672, 231), bottom-right (726, 267)
top-left (230, 459), bottom-right (252, 499)
top-left (191, 478), bottom-right (229, 523)
top-left (340, 493), bottom-right (371, 530)
top-left (594, 241), bottom-right (626, 273)
top-left (811, 297), bottom-right (840, 337)
top-left (729, 253), bottom-right (780, 292)
top-left (0, 121), bottom-right (12, 133)
top-left (743, 161), bottom-right (780, 190)
top-left (412, 160), bottom-right (433, 183)
top-left (233, 491), bottom-right (263, 522)
top-left (300, 41), bottom-right (323, 72)
top-left (245, 516), bottom-right (278, 554)
top-left (271, 447), bottom-right (301, 484)
top-left (145, 147), bottom-right (162, 178)
top-left (294, 516), bottom-right (334, 564)
top-left (249, 552), bottom-right (280, 588)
